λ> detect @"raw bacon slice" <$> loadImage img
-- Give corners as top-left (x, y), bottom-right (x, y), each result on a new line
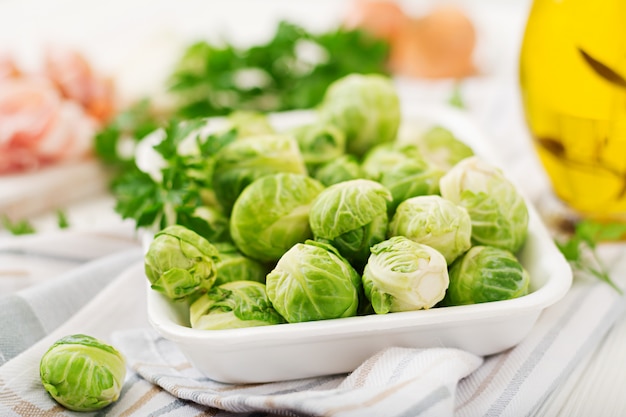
top-left (0, 76), bottom-right (96, 174)
top-left (44, 46), bottom-right (116, 123)
top-left (0, 53), bottom-right (21, 80)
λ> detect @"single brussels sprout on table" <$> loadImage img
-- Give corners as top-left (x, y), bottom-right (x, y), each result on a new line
top-left (230, 173), bottom-right (325, 263)
top-left (211, 134), bottom-right (307, 213)
top-left (362, 236), bottom-right (449, 314)
top-left (144, 225), bottom-right (220, 300)
top-left (313, 154), bottom-right (365, 187)
top-left (440, 156), bottom-right (529, 253)
top-left (289, 122), bottom-right (346, 173)
top-left (388, 195), bottom-right (472, 264)
top-left (266, 240), bottom-right (361, 323)
top-left (212, 242), bottom-right (268, 286)
top-left (40, 334), bottom-right (126, 412)
top-left (443, 245), bottom-right (530, 306)
top-left (309, 179), bottom-right (392, 268)
top-left (362, 143), bottom-right (444, 214)
top-left (318, 73), bottom-right (401, 157)
top-left (190, 281), bottom-right (285, 329)
top-left (414, 126), bottom-right (474, 171)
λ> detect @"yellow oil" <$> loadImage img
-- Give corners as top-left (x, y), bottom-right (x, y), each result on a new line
top-left (519, 0), bottom-right (626, 220)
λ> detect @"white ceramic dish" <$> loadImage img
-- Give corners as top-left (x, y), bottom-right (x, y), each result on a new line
top-left (146, 105), bottom-right (572, 384)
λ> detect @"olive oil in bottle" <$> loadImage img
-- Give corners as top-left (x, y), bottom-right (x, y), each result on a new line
top-left (519, 0), bottom-right (626, 220)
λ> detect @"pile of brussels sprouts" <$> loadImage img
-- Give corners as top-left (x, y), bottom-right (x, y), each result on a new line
top-left (144, 73), bottom-right (531, 329)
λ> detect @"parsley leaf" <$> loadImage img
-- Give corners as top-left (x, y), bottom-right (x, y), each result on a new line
top-left (448, 83), bottom-right (466, 109)
top-left (56, 210), bottom-right (70, 229)
top-left (94, 99), bottom-right (164, 168)
top-left (555, 219), bottom-right (625, 294)
top-left (1, 215), bottom-right (36, 235)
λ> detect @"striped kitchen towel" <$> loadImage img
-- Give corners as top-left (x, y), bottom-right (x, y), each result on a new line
top-left (0, 225), bottom-right (142, 365)
top-left (0, 248), bottom-right (142, 366)
top-left (106, 272), bottom-right (625, 417)
top-left (1, 236), bottom-right (625, 416)
top-left (114, 332), bottom-right (482, 417)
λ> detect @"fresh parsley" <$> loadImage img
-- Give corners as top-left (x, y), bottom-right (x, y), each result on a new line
top-left (168, 20), bottom-right (390, 118)
top-left (56, 210), bottom-right (70, 229)
top-left (1, 215), bottom-right (36, 235)
top-left (448, 83), bottom-right (466, 109)
top-left (112, 118), bottom-right (235, 242)
top-left (94, 99), bottom-right (164, 168)
top-left (555, 219), bottom-right (626, 294)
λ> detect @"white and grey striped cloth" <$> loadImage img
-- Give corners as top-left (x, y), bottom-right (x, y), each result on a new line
top-left (1, 226), bottom-right (626, 416)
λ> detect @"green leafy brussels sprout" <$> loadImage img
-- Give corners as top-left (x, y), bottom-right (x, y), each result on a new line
top-left (230, 173), bottom-right (325, 263)
top-left (318, 73), bottom-right (401, 157)
top-left (443, 245), bottom-right (530, 306)
top-left (415, 126), bottom-right (474, 171)
top-left (439, 156), bottom-right (529, 253)
top-left (40, 334), bottom-right (126, 412)
top-left (187, 205), bottom-right (231, 243)
top-left (363, 236), bottom-right (449, 314)
top-left (213, 242), bottom-right (268, 286)
top-left (144, 225), bottom-right (220, 300)
top-left (313, 154), bottom-right (365, 187)
top-left (190, 281), bottom-right (285, 329)
top-left (266, 240), bottom-right (361, 323)
top-left (226, 110), bottom-right (275, 139)
top-left (211, 134), bottom-right (307, 213)
top-left (388, 195), bottom-right (472, 264)
top-left (309, 179), bottom-right (392, 268)
top-left (362, 143), bottom-right (444, 214)
top-left (289, 122), bottom-right (346, 173)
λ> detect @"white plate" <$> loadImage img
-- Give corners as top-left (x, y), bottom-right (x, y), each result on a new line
top-left (146, 105), bottom-right (572, 384)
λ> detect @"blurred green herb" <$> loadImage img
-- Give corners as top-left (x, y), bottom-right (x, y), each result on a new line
top-left (56, 210), bottom-right (70, 229)
top-left (448, 83), bottom-right (465, 109)
top-left (168, 20), bottom-right (390, 118)
top-left (1, 215), bottom-right (36, 235)
top-left (94, 99), bottom-right (164, 169)
top-left (112, 119), bottom-right (235, 241)
top-left (556, 219), bottom-right (625, 294)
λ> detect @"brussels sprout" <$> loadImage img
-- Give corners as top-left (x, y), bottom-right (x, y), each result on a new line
top-left (415, 126), bottom-right (474, 171)
top-left (40, 334), bottom-right (126, 412)
top-left (190, 281), bottom-right (285, 329)
top-left (289, 122), bottom-right (346, 173)
top-left (443, 245), bottom-right (530, 306)
top-left (213, 242), bottom-right (268, 286)
top-left (388, 195), bottom-right (472, 264)
top-left (189, 205), bottom-right (231, 243)
top-left (318, 74), bottom-right (401, 157)
top-left (227, 110), bottom-right (275, 139)
top-left (313, 154), bottom-right (365, 187)
top-left (178, 111), bottom-right (272, 152)
top-left (362, 143), bottom-right (444, 214)
top-left (309, 179), bottom-right (392, 268)
top-left (363, 236), bottom-right (449, 314)
top-left (144, 225), bottom-right (220, 300)
top-left (266, 240), bottom-right (361, 323)
top-left (211, 134), bottom-right (307, 213)
top-left (230, 173), bottom-right (325, 263)
top-left (439, 156), bottom-right (529, 253)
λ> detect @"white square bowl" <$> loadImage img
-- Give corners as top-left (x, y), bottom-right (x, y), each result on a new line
top-left (145, 105), bottom-right (572, 384)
